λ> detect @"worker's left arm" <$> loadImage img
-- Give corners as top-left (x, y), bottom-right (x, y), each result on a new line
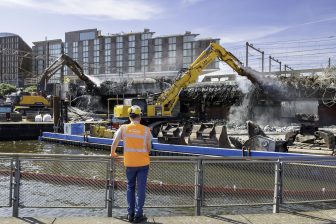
top-left (147, 128), bottom-right (153, 154)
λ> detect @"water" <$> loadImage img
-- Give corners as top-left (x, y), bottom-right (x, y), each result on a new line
top-left (0, 140), bottom-right (109, 155)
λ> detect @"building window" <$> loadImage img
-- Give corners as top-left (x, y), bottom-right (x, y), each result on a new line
top-left (168, 37), bottom-right (176, 44)
top-left (141, 33), bottom-right (152, 40)
top-left (128, 35), bottom-right (135, 73)
top-left (154, 52), bottom-right (162, 58)
top-left (116, 42), bottom-right (123, 48)
top-left (117, 55), bottom-right (123, 61)
top-left (129, 67), bottom-right (135, 73)
top-left (168, 44), bottom-right (176, 51)
top-left (168, 36), bottom-right (177, 69)
top-left (80, 31), bottom-right (95, 41)
top-left (154, 45), bottom-right (162, 51)
top-left (141, 40), bottom-right (148, 46)
top-left (128, 61), bottom-right (135, 66)
top-left (183, 35), bottom-right (195, 42)
top-left (183, 42), bottom-right (192, 49)
top-left (168, 57), bottom-right (176, 64)
top-left (154, 38), bottom-right (162, 45)
top-left (183, 49), bottom-right (192, 56)
top-left (141, 60), bottom-right (148, 66)
top-left (141, 46), bottom-right (148, 53)
top-left (116, 61), bottom-right (123, 67)
top-left (128, 48), bottom-right (135, 54)
top-left (104, 38), bottom-right (112, 73)
top-left (141, 53), bottom-right (148, 59)
top-left (64, 42), bottom-right (68, 54)
top-left (128, 35), bottom-right (135, 42)
top-left (154, 58), bottom-right (162, 65)
top-left (116, 36), bottom-right (123, 43)
top-left (47, 42), bottom-right (62, 83)
top-left (92, 39), bottom-right (100, 75)
top-left (168, 51), bottom-right (176, 57)
top-left (105, 50), bottom-right (111, 56)
top-left (116, 49), bottom-right (123, 55)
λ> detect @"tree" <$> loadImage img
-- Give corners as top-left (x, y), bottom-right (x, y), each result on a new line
top-left (24, 85), bottom-right (37, 93)
top-left (0, 83), bottom-right (16, 98)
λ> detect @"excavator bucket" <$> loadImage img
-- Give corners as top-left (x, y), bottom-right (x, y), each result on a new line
top-left (157, 123), bottom-right (189, 145)
top-left (187, 123), bottom-right (232, 148)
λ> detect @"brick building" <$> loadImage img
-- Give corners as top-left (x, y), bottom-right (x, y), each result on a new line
top-left (0, 33), bottom-right (31, 87)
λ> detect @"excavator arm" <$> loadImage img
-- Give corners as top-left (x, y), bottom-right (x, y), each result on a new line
top-left (38, 54), bottom-right (97, 92)
top-left (156, 42), bottom-right (246, 116)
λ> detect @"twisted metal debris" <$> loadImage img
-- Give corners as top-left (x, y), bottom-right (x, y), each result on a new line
top-left (180, 82), bottom-right (243, 106)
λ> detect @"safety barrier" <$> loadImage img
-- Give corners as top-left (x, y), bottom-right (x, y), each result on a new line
top-left (0, 153), bottom-right (336, 217)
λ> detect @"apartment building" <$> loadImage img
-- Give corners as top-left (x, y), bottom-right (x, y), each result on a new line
top-left (0, 32), bottom-right (31, 87)
top-left (63, 28), bottom-right (219, 81)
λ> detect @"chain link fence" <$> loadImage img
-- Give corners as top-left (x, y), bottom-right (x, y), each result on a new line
top-left (0, 158), bottom-right (12, 207)
top-left (0, 154), bottom-right (336, 217)
top-left (283, 160), bottom-right (336, 203)
top-left (19, 158), bottom-right (109, 208)
top-left (113, 158), bottom-right (196, 208)
top-left (203, 160), bottom-right (275, 206)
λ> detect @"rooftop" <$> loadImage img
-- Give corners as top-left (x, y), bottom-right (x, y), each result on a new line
top-left (0, 32), bottom-right (18, 38)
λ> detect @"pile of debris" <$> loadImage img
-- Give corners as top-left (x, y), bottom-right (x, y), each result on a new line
top-left (227, 114), bottom-right (336, 155)
top-left (180, 82), bottom-right (243, 106)
top-left (68, 106), bottom-right (102, 122)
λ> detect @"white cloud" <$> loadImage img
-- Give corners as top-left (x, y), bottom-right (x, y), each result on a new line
top-left (0, 0), bottom-right (162, 20)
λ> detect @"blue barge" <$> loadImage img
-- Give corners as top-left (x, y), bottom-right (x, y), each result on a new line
top-left (40, 132), bottom-right (323, 158)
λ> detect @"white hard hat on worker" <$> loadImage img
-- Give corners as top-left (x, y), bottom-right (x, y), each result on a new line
top-left (128, 105), bottom-right (142, 118)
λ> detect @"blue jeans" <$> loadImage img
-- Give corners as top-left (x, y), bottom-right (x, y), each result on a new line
top-left (126, 165), bottom-right (149, 218)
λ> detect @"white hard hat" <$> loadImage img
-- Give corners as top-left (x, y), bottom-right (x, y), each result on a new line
top-left (128, 105), bottom-right (142, 116)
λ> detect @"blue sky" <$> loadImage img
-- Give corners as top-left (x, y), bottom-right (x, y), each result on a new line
top-left (0, 0), bottom-right (335, 45)
top-left (0, 0), bottom-right (335, 69)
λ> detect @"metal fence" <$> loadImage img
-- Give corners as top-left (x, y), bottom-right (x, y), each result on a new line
top-left (0, 153), bottom-right (336, 217)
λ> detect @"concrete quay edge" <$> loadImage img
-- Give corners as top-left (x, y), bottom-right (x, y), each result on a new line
top-left (0, 209), bottom-right (335, 224)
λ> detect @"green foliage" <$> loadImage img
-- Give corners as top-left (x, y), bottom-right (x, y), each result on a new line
top-left (0, 83), bottom-right (16, 97)
top-left (24, 85), bottom-right (37, 93)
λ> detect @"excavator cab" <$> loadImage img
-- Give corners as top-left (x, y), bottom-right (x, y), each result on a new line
top-left (114, 98), bottom-right (147, 118)
top-left (114, 98), bottom-right (163, 118)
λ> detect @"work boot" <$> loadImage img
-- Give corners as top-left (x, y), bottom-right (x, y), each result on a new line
top-left (133, 215), bottom-right (147, 223)
top-left (127, 213), bottom-right (134, 222)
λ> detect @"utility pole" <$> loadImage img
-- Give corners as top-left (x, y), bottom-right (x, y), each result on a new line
top-left (269, 56), bottom-right (282, 72)
top-left (246, 42), bottom-right (249, 67)
top-left (246, 42), bottom-right (265, 72)
top-left (284, 64), bottom-right (294, 72)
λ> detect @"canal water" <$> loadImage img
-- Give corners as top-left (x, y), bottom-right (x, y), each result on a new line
top-left (0, 140), bottom-right (335, 217)
top-left (0, 140), bottom-right (109, 155)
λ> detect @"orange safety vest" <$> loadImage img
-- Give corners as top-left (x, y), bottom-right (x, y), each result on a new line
top-left (121, 123), bottom-right (150, 167)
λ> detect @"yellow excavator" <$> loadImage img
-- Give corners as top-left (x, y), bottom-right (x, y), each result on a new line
top-left (114, 42), bottom-right (249, 119)
top-left (113, 42), bottom-right (256, 147)
top-left (38, 54), bottom-right (98, 93)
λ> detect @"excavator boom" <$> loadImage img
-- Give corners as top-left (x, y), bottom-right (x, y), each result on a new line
top-left (38, 54), bottom-right (97, 92)
top-left (156, 42), bottom-right (245, 116)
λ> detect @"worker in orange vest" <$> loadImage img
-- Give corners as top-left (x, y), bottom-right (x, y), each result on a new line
top-left (111, 105), bottom-right (152, 223)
